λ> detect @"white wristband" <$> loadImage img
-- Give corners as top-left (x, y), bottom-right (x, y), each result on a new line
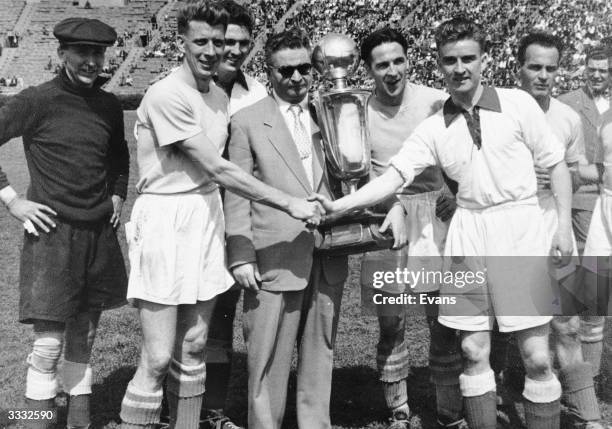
top-left (0, 186), bottom-right (18, 207)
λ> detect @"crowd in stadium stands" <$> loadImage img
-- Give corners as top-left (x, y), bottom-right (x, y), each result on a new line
top-left (14, 0), bottom-right (607, 95)
top-left (251, 0), bottom-right (296, 32)
top-left (241, 0), bottom-right (610, 95)
top-left (143, 25), bottom-right (181, 61)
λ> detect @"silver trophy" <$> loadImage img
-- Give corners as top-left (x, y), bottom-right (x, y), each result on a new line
top-left (313, 33), bottom-right (393, 255)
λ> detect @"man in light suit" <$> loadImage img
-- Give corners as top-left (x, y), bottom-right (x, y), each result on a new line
top-left (559, 45), bottom-right (610, 389)
top-left (224, 28), bottom-right (348, 429)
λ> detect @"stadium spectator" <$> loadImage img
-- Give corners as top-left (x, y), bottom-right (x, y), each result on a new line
top-left (139, 28), bottom-right (148, 47)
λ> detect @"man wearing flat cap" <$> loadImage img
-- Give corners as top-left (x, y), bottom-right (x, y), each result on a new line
top-left (0, 17), bottom-right (129, 429)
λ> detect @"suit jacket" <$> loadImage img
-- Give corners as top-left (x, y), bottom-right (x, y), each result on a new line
top-left (558, 87), bottom-right (607, 210)
top-left (224, 95), bottom-right (347, 292)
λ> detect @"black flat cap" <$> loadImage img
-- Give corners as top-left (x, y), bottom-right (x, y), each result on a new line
top-left (53, 17), bottom-right (117, 46)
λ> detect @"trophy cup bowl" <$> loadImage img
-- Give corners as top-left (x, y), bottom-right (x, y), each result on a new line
top-left (313, 34), bottom-right (393, 255)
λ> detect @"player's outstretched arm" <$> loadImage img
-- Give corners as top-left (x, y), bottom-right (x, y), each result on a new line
top-left (178, 133), bottom-right (323, 224)
top-left (310, 167), bottom-right (406, 217)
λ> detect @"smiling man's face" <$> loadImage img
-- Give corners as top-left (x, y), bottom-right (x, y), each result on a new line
top-left (438, 38), bottom-right (483, 99)
top-left (58, 44), bottom-right (106, 88)
top-left (218, 23), bottom-right (252, 75)
top-left (179, 20), bottom-right (225, 85)
top-left (366, 41), bottom-right (408, 105)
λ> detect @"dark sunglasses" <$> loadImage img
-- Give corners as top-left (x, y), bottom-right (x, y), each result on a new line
top-left (272, 63), bottom-right (312, 78)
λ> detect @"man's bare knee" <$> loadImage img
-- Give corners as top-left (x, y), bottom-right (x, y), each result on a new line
top-left (522, 350), bottom-right (552, 378)
top-left (179, 328), bottom-right (207, 364)
top-left (461, 335), bottom-right (490, 367)
top-left (143, 349), bottom-right (172, 380)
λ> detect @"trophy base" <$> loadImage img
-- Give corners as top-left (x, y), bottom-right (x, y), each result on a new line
top-left (314, 210), bottom-right (394, 256)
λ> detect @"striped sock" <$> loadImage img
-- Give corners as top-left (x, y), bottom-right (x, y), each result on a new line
top-left (559, 362), bottom-right (601, 422)
top-left (382, 380), bottom-right (408, 411)
top-left (377, 337), bottom-right (410, 383)
top-left (166, 359), bottom-right (206, 429)
top-left (119, 381), bottom-right (163, 426)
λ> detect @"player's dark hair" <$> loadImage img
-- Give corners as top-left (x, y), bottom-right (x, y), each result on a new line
top-left (219, 0), bottom-right (253, 35)
top-left (434, 15), bottom-right (485, 53)
top-left (177, 1), bottom-right (229, 35)
top-left (264, 27), bottom-right (311, 66)
top-left (360, 27), bottom-right (408, 66)
top-left (517, 31), bottom-right (563, 66)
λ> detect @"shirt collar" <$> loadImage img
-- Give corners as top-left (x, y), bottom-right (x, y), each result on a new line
top-left (443, 86), bottom-right (501, 127)
top-left (234, 70), bottom-right (249, 90)
top-left (273, 90), bottom-right (309, 113)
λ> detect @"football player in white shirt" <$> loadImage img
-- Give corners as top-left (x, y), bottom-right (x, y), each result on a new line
top-left (517, 30), bottom-right (604, 429)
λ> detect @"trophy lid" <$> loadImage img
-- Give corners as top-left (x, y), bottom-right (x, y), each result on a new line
top-left (312, 33), bottom-right (360, 85)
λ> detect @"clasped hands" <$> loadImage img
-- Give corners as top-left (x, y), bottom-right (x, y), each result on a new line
top-left (287, 193), bottom-right (337, 227)
top-left (289, 193), bottom-right (350, 227)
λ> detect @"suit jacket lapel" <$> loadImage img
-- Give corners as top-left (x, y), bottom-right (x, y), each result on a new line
top-left (311, 120), bottom-right (327, 193)
top-left (263, 97), bottom-right (312, 193)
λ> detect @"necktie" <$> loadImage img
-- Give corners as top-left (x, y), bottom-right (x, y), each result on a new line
top-left (462, 106), bottom-right (482, 150)
top-left (289, 104), bottom-right (311, 159)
